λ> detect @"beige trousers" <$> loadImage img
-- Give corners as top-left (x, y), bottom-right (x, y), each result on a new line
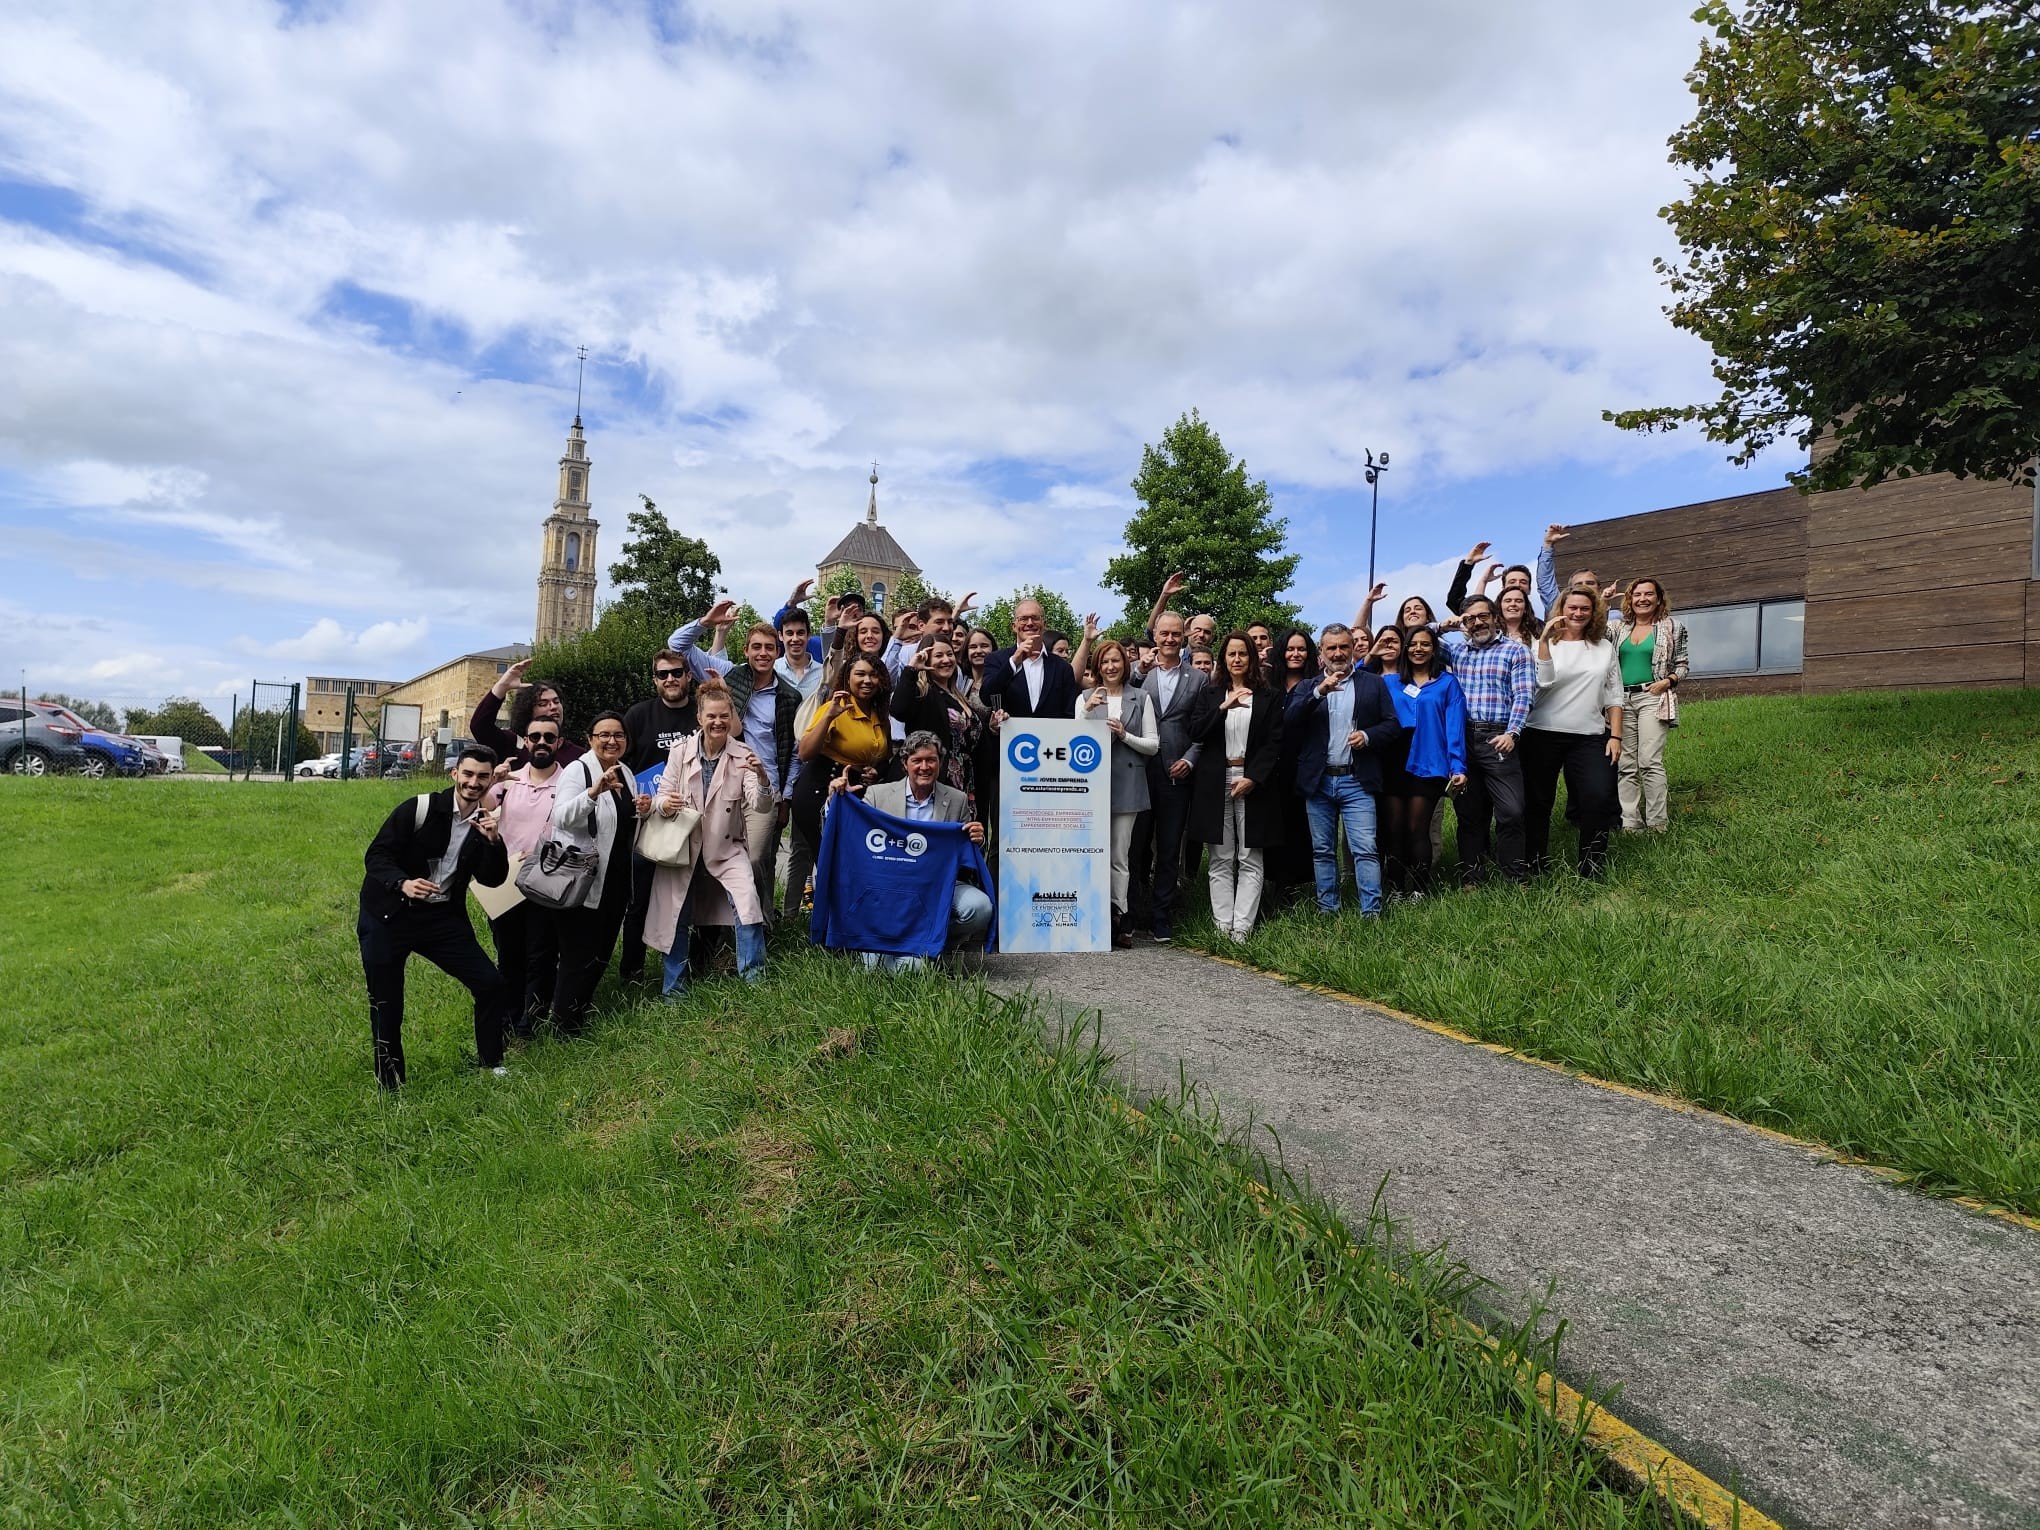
top-left (1209, 771), bottom-right (1265, 942)
top-left (1619, 694), bottom-right (1671, 830)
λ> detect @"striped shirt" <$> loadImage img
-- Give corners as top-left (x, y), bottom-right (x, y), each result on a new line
top-left (1447, 634), bottom-right (1536, 733)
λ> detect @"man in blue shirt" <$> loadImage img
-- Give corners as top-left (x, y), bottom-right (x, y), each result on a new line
top-left (1285, 623), bottom-right (1402, 916)
top-left (1446, 596), bottom-right (1537, 885)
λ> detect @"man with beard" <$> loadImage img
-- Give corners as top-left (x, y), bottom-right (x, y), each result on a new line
top-left (483, 720), bottom-right (567, 1036)
top-left (357, 746), bottom-right (509, 1088)
top-left (617, 651), bottom-right (700, 981)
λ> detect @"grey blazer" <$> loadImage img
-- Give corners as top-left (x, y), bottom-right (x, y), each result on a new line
top-left (864, 778), bottom-right (972, 824)
top-left (1081, 689), bottom-right (1153, 816)
top-left (1139, 661), bottom-right (1209, 775)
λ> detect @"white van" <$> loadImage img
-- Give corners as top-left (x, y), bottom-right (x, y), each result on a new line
top-left (135, 736), bottom-right (186, 772)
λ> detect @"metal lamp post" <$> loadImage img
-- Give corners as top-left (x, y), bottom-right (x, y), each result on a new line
top-left (1364, 449), bottom-right (1390, 591)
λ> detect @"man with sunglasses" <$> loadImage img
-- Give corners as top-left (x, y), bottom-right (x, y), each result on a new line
top-left (483, 719), bottom-right (568, 1037)
top-left (618, 650), bottom-right (701, 983)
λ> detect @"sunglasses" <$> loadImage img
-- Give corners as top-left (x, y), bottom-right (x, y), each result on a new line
top-left (526, 731), bottom-right (560, 743)
top-left (654, 667), bottom-right (688, 680)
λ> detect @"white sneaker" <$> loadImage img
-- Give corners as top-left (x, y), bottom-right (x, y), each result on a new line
top-left (488, 1065), bottom-right (510, 1077)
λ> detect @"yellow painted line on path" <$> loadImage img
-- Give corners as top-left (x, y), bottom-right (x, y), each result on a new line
top-left (1196, 950), bottom-right (2040, 1236)
top-left (1099, 1092), bottom-right (1783, 1530)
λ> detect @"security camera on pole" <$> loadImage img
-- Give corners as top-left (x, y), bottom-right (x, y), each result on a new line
top-left (1364, 448), bottom-right (1390, 592)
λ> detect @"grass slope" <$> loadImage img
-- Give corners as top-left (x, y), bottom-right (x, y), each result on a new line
top-left (180, 745), bottom-right (226, 774)
top-left (2, 781), bottom-right (1651, 1526)
top-left (1187, 689), bottom-right (2040, 1217)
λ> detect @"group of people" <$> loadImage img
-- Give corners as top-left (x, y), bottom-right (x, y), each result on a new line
top-left (354, 523), bottom-right (1689, 1087)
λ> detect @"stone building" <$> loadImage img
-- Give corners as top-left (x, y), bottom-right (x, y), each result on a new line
top-left (817, 465), bottom-right (921, 615)
top-left (534, 415), bottom-right (598, 645)
top-left (302, 675), bottom-right (398, 755)
top-left (381, 644), bottom-right (532, 747)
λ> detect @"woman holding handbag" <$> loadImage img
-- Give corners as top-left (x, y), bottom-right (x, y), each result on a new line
top-left (547, 712), bottom-right (644, 1034)
top-left (1609, 577), bottom-right (1689, 832)
top-left (644, 680), bottom-right (772, 997)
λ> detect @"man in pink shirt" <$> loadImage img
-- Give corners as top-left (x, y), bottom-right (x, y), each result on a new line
top-left (483, 721), bottom-right (565, 1039)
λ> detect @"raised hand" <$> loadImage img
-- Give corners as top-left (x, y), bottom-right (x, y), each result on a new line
top-left (1463, 540), bottom-right (1491, 565)
top-left (1159, 571), bottom-right (1188, 603)
top-left (1544, 523), bottom-right (1568, 547)
top-left (1083, 611), bottom-right (1100, 639)
top-left (957, 590), bottom-right (978, 615)
top-left (788, 577), bottom-right (814, 603)
top-left (1477, 560), bottom-right (1503, 590)
top-left (703, 597), bottom-right (739, 627)
top-left (1367, 581), bottom-right (1388, 604)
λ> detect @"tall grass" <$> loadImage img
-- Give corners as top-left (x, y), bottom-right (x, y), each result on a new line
top-left (1, 780), bottom-right (1654, 1525)
top-left (1189, 689), bottom-right (2040, 1216)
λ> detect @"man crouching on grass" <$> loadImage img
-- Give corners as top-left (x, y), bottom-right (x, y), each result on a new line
top-left (358, 746), bottom-right (511, 1089)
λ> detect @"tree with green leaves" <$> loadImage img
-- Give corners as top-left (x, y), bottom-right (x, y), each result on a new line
top-left (605, 494), bottom-right (724, 626)
top-left (1103, 409), bottom-right (1301, 635)
top-left (975, 586), bottom-right (1083, 648)
top-left (1607, 1), bottom-right (2040, 490)
top-left (804, 567), bottom-right (868, 631)
top-left (122, 696), bottom-right (228, 746)
top-left (39, 692), bottom-right (119, 729)
top-left (525, 603), bottom-right (676, 729)
top-left (720, 602), bottom-right (769, 664)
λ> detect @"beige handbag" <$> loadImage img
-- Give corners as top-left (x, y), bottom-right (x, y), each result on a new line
top-left (635, 803), bottom-right (701, 867)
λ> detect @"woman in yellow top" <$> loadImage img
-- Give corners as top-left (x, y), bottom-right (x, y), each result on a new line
top-left (789, 654), bottom-right (896, 872)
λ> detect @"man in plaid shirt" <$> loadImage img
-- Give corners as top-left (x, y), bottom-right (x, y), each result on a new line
top-left (1448, 595), bottom-right (1537, 885)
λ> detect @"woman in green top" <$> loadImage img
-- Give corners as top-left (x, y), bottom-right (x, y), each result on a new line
top-left (1611, 579), bottom-right (1689, 832)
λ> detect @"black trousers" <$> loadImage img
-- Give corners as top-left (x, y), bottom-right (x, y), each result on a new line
top-left (1382, 778), bottom-right (1446, 895)
top-left (487, 902), bottom-right (560, 1035)
top-left (1126, 809), bottom-right (1155, 927)
top-left (553, 846), bottom-right (632, 1035)
top-left (1456, 724), bottom-right (1529, 883)
top-left (1147, 773), bottom-right (1195, 934)
top-left (616, 852), bottom-right (658, 982)
top-left (1521, 728), bottom-right (1617, 878)
top-left (358, 904), bottom-right (506, 1088)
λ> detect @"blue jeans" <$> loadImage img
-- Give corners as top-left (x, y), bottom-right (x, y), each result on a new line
top-left (860, 883), bottom-right (993, 973)
top-left (1306, 776), bottom-right (1382, 915)
top-left (662, 920), bottom-right (767, 996)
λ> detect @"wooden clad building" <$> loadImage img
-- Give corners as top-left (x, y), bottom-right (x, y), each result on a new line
top-left (1554, 470), bottom-right (2040, 696)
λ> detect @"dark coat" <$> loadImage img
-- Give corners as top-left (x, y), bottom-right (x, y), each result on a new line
top-left (1187, 687), bottom-right (1285, 848)
top-left (359, 789), bottom-right (510, 923)
top-left (1285, 669), bottom-right (1404, 795)
top-left (979, 648), bottom-right (1080, 721)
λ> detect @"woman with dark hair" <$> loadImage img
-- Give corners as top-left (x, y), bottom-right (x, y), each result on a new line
top-left (1610, 577), bottom-right (1689, 832)
top-left (1189, 632), bottom-right (1284, 943)
top-left (470, 657), bottom-right (587, 768)
top-left (1523, 587), bottom-right (1624, 878)
top-left (790, 655), bottom-right (895, 863)
top-left (1269, 627), bottom-right (1319, 904)
top-left (1364, 624), bottom-right (1403, 675)
top-left (961, 626), bottom-right (997, 702)
top-left (1498, 585), bottom-right (1543, 645)
top-left (894, 636), bottom-right (989, 803)
top-left (1382, 628), bottom-right (1468, 898)
top-left (548, 710), bottom-right (643, 1031)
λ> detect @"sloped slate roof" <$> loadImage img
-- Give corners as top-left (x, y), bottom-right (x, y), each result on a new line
top-left (819, 520), bottom-right (921, 575)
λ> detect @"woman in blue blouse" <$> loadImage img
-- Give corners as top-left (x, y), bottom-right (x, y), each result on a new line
top-left (1382, 626), bottom-right (1468, 898)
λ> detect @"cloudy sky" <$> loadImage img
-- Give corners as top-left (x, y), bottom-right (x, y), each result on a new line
top-left (0, 0), bottom-right (1794, 720)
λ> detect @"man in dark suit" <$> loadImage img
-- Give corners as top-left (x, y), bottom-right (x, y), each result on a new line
top-left (1135, 610), bottom-right (1210, 941)
top-left (358, 745), bottom-right (512, 1089)
top-left (978, 597), bottom-right (1080, 721)
top-left (1285, 623), bottom-right (1402, 917)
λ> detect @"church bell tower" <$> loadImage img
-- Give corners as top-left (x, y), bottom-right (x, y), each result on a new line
top-left (535, 412), bottom-right (598, 645)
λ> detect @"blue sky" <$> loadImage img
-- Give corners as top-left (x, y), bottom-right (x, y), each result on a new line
top-left (0, 1), bottom-right (1792, 723)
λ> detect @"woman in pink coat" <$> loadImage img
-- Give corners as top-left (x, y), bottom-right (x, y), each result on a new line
top-left (645, 680), bottom-right (771, 996)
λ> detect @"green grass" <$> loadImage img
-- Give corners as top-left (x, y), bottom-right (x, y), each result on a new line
top-left (180, 744), bottom-right (226, 773)
top-left (1185, 689), bottom-right (2040, 1218)
top-left (2, 780), bottom-right (1656, 1526)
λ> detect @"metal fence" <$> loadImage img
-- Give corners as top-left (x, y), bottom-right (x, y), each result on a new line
top-left (235, 680), bottom-right (302, 781)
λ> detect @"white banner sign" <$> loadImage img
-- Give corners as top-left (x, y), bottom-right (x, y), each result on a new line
top-left (996, 718), bottom-right (1110, 953)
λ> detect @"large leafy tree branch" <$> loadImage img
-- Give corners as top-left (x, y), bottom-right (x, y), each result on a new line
top-left (1608, 1), bottom-right (2040, 490)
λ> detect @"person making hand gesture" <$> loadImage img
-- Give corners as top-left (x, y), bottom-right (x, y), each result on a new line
top-left (1188, 632), bottom-right (1283, 943)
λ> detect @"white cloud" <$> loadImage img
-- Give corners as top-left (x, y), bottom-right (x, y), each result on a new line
top-left (0, 0), bottom-right (1759, 700)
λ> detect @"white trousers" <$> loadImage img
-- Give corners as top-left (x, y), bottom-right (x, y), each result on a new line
top-left (1110, 812), bottom-right (1136, 911)
top-left (1619, 697), bottom-right (1671, 830)
top-left (1208, 771), bottom-right (1265, 941)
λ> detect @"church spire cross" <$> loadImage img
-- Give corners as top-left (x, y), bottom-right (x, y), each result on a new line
top-left (867, 461), bottom-right (879, 523)
top-left (573, 344), bottom-right (589, 426)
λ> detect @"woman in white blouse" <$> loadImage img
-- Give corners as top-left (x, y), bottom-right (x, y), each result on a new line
top-left (1078, 638), bottom-right (1157, 949)
top-left (1522, 587), bottom-right (1624, 879)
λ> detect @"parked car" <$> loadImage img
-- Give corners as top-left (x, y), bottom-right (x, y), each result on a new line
top-left (297, 752), bottom-right (343, 779)
top-left (136, 739), bottom-right (169, 774)
top-left (0, 701), bottom-right (88, 776)
top-left (133, 735), bottom-right (187, 772)
top-left (35, 704), bottom-right (148, 778)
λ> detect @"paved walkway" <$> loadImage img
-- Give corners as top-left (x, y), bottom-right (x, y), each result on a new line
top-left (986, 948), bottom-right (2040, 1530)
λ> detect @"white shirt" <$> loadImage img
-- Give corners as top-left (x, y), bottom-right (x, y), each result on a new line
top-left (1150, 659), bottom-right (1182, 713)
top-left (1529, 640), bottom-right (1624, 735)
top-left (1223, 701), bottom-right (1252, 762)
top-left (423, 813), bottom-right (471, 902)
top-left (1019, 652), bottom-right (1044, 708)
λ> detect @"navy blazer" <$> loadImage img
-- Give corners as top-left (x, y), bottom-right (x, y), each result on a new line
top-left (979, 647), bottom-right (1080, 721)
top-left (1285, 669), bottom-right (1403, 795)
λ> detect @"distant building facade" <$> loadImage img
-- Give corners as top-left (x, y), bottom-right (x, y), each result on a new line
top-left (1556, 461), bottom-right (2040, 695)
top-left (817, 466), bottom-right (921, 615)
top-left (535, 416), bottom-right (598, 645)
top-left (382, 643), bottom-right (533, 746)
top-left (303, 675), bottom-right (398, 754)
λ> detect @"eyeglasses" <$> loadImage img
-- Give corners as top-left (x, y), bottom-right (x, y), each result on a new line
top-left (526, 731), bottom-right (560, 743)
top-left (654, 667), bottom-right (687, 680)
top-left (590, 730), bottom-right (627, 741)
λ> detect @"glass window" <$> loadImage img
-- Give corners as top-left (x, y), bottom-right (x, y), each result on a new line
top-left (1759, 600), bottom-right (1805, 673)
top-left (1683, 604), bottom-right (1760, 675)
top-left (871, 580), bottom-right (886, 613)
top-left (565, 531), bottom-right (581, 572)
top-left (0, 706), bottom-right (20, 724)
